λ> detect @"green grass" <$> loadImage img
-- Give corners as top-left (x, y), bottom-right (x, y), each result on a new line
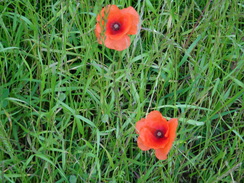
top-left (0, 0), bottom-right (243, 182)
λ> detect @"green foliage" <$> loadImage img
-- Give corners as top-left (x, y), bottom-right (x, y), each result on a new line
top-left (0, 0), bottom-right (243, 182)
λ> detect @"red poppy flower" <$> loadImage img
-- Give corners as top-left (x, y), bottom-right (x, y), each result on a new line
top-left (136, 111), bottom-right (178, 160)
top-left (95, 5), bottom-right (140, 51)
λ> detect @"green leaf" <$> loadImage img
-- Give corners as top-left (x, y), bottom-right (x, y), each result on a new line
top-left (0, 87), bottom-right (9, 108)
top-left (179, 118), bottom-right (205, 126)
top-left (69, 175), bottom-right (77, 183)
top-left (145, 0), bottom-right (157, 14)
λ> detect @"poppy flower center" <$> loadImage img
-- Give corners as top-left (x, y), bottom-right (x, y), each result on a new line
top-left (111, 22), bottom-right (121, 31)
top-left (155, 130), bottom-right (164, 138)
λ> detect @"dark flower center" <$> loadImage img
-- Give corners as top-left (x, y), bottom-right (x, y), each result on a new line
top-left (155, 130), bottom-right (164, 138)
top-left (111, 22), bottom-right (121, 31)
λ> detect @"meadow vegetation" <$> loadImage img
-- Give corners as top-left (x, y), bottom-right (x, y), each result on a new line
top-left (0, 0), bottom-right (243, 182)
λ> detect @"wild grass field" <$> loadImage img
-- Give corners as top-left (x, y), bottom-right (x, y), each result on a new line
top-left (0, 0), bottom-right (244, 182)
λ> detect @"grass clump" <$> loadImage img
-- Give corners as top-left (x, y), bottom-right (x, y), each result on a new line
top-left (0, 0), bottom-right (243, 182)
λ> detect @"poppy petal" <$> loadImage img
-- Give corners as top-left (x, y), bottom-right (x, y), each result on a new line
top-left (139, 127), bottom-right (169, 149)
top-left (95, 5), bottom-right (120, 44)
top-left (121, 6), bottom-right (140, 35)
top-left (146, 111), bottom-right (168, 130)
top-left (106, 13), bottom-right (132, 40)
top-left (95, 24), bottom-right (103, 44)
top-left (146, 111), bottom-right (167, 124)
top-left (105, 35), bottom-right (131, 51)
top-left (168, 118), bottom-right (178, 140)
top-left (135, 118), bottom-right (145, 134)
top-left (96, 5), bottom-right (122, 43)
top-left (155, 118), bottom-right (178, 160)
top-left (96, 5), bottom-right (119, 22)
top-left (95, 5), bottom-right (139, 50)
top-left (137, 137), bottom-right (151, 151)
top-left (155, 148), bottom-right (168, 160)
top-left (95, 23), bottom-right (101, 34)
